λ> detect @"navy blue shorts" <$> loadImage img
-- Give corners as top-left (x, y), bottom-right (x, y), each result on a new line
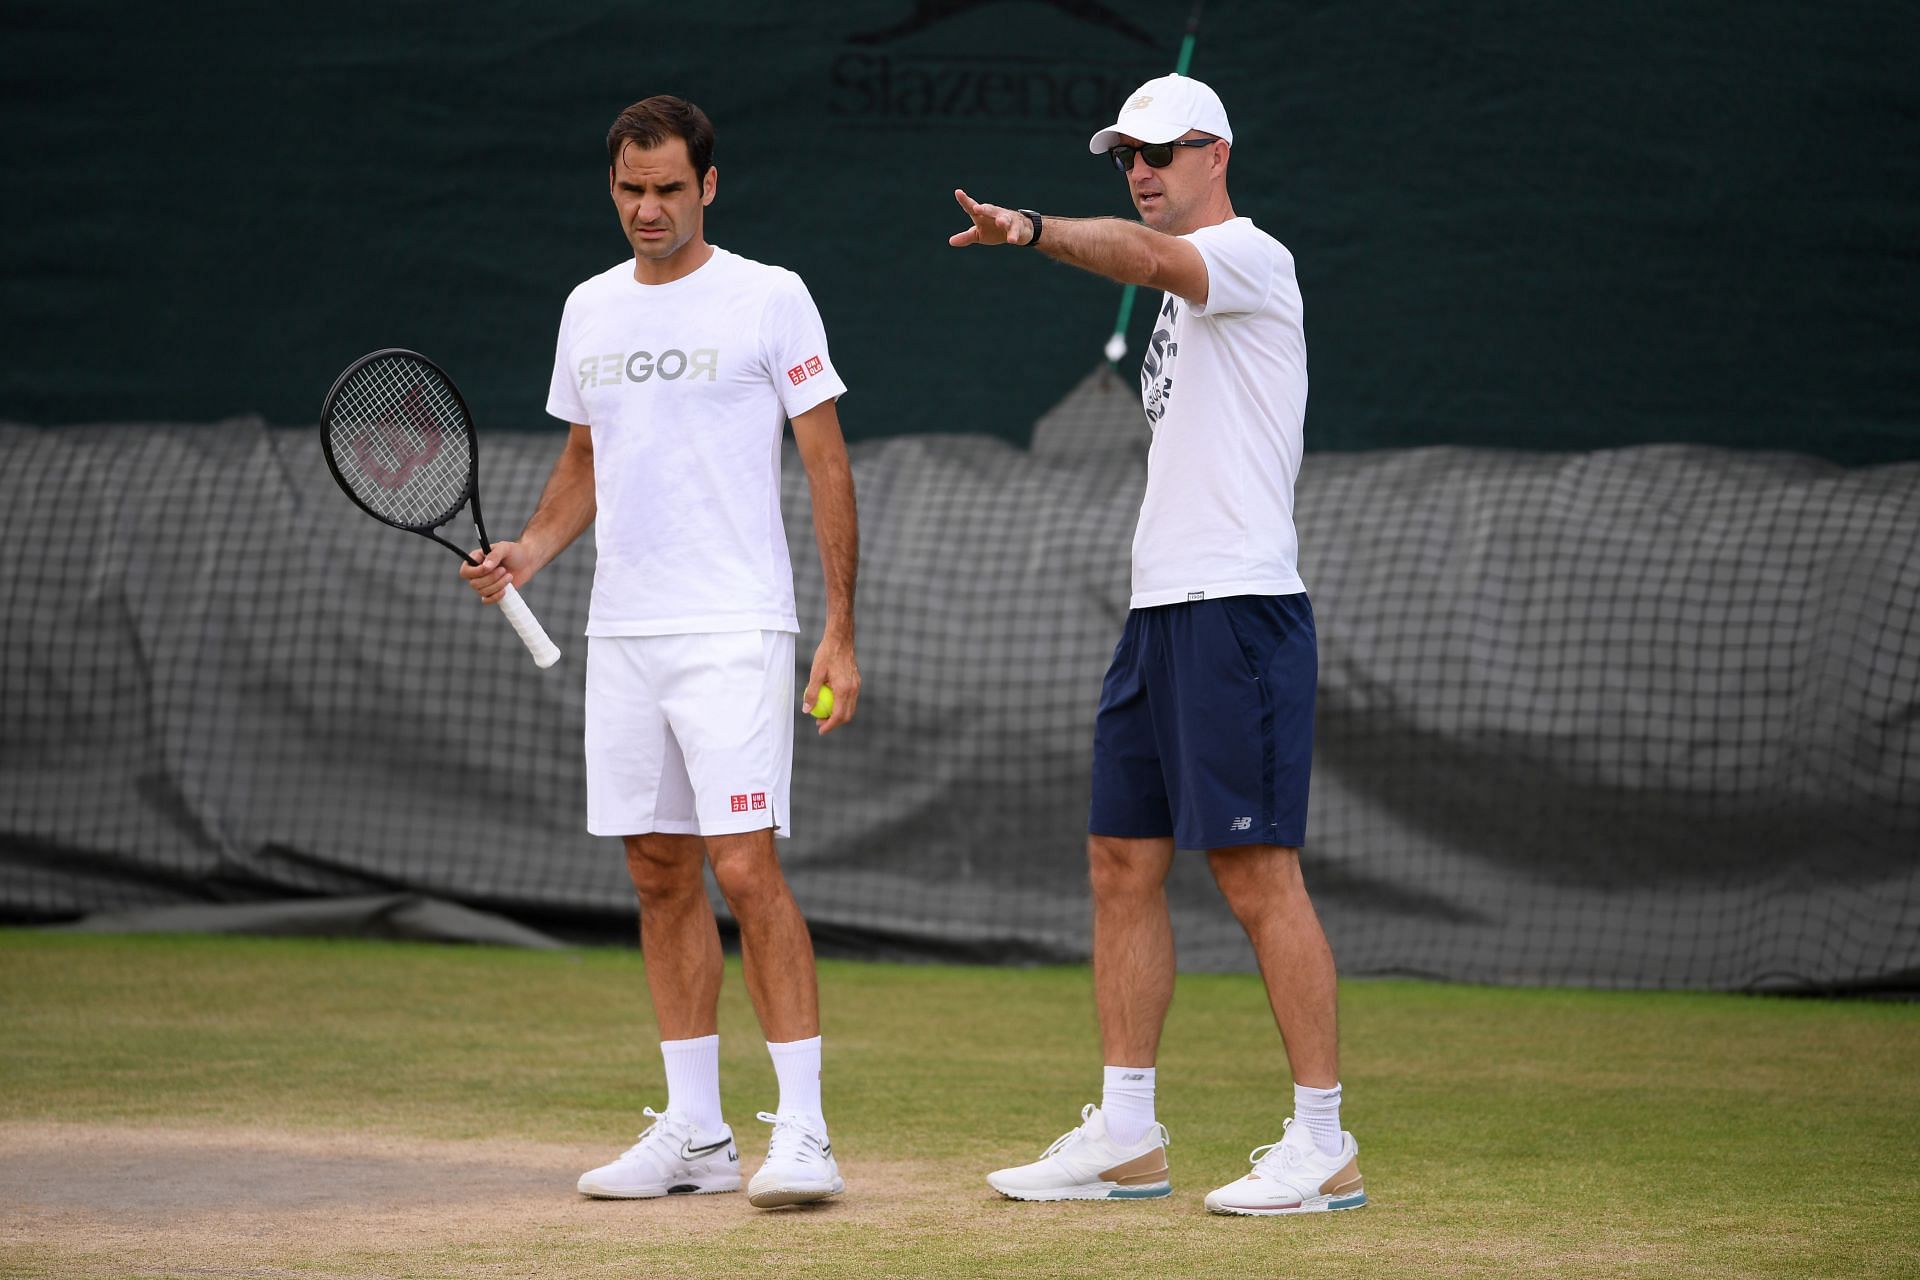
top-left (1089, 594), bottom-right (1317, 850)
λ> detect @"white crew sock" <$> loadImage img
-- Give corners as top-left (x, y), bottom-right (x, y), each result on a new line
top-left (1293, 1081), bottom-right (1344, 1157)
top-left (1101, 1064), bottom-right (1157, 1147)
top-left (766, 1036), bottom-right (824, 1125)
top-left (659, 1034), bottom-right (724, 1136)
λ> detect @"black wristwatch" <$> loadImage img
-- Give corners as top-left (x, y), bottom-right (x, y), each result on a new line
top-left (1017, 209), bottom-right (1043, 247)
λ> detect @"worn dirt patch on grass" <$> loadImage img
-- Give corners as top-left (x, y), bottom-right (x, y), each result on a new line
top-left (0, 1121), bottom-right (961, 1278)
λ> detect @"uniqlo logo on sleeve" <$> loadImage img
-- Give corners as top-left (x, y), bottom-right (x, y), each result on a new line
top-left (805, 355), bottom-right (823, 376)
top-left (787, 364), bottom-right (807, 386)
top-left (751, 792), bottom-right (767, 811)
top-left (730, 794), bottom-right (749, 813)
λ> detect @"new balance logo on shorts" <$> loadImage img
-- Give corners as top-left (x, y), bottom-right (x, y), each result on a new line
top-left (1229, 816), bottom-right (1253, 832)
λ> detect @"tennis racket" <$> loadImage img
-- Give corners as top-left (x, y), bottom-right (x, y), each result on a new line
top-left (320, 348), bottom-right (562, 669)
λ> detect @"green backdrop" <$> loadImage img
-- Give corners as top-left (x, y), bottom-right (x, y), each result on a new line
top-left (3, 1), bottom-right (1914, 462)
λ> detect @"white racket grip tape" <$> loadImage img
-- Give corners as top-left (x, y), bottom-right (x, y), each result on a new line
top-left (498, 583), bottom-right (561, 668)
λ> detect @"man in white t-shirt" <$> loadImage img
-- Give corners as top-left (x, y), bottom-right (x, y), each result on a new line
top-left (460, 95), bottom-right (857, 1210)
top-left (950, 75), bottom-right (1365, 1216)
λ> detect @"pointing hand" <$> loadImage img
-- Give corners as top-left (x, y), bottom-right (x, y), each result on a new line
top-left (949, 189), bottom-right (1032, 247)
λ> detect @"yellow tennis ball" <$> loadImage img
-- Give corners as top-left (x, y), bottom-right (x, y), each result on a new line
top-left (810, 685), bottom-right (834, 719)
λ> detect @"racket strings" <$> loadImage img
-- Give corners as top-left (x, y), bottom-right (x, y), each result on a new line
top-left (324, 357), bottom-right (474, 528)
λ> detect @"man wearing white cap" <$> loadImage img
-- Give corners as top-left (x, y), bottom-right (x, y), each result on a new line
top-left (950, 74), bottom-right (1365, 1216)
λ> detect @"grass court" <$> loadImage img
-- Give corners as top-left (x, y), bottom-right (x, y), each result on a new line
top-left (2, 932), bottom-right (1915, 1278)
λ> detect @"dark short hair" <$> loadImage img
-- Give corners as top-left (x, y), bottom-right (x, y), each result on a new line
top-left (606, 96), bottom-right (715, 179)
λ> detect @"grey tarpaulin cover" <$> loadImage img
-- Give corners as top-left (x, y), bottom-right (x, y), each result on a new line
top-left (49, 895), bottom-right (563, 949)
top-left (3, 368), bottom-right (1916, 988)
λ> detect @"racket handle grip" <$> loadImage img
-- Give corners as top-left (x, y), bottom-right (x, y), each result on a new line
top-left (499, 583), bottom-right (562, 669)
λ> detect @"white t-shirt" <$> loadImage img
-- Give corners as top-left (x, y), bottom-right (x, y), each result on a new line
top-left (546, 247), bottom-right (846, 636)
top-left (1130, 216), bottom-right (1308, 608)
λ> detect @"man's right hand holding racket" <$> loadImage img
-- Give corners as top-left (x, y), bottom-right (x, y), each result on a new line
top-left (459, 540), bottom-right (539, 606)
top-left (458, 422), bottom-right (597, 627)
top-left (319, 348), bottom-right (563, 669)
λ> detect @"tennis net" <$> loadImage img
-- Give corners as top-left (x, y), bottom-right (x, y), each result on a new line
top-left (3, 369), bottom-right (1916, 989)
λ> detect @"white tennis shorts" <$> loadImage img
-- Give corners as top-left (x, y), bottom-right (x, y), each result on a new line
top-left (583, 630), bottom-right (796, 839)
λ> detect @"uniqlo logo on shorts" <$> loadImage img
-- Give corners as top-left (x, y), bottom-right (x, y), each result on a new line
top-left (751, 792), bottom-right (767, 811)
top-left (804, 355), bottom-right (823, 376)
top-left (787, 364), bottom-right (807, 386)
top-left (730, 794), bottom-right (749, 813)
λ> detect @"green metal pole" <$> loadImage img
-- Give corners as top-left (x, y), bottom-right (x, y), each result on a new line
top-left (1106, 2), bottom-right (1205, 366)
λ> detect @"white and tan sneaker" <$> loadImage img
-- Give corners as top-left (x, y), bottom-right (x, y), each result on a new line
top-left (577, 1107), bottom-right (741, 1199)
top-left (986, 1104), bottom-right (1172, 1201)
top-left (747, 1111), bottom-right (844, 1208)
top-left (1203, 1117), bottom-right (1366, 1215)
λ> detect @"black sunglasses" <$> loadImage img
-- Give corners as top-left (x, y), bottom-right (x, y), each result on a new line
top-left (1108, 136), bottom-right (1219, 172)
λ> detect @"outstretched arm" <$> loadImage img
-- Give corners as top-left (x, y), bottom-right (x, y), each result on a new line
top-left (948, 188), bottom-right (1211, 308)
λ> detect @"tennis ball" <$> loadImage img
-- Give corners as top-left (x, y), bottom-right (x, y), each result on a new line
top-left (809, 685), bottom-right (834, 719)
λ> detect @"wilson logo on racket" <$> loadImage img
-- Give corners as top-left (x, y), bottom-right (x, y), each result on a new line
top-left (350, 383), bottom-right (444, 490)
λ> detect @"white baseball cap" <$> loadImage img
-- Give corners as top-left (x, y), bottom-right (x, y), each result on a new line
top-left (1087, 73), bottom-right (1233, 154)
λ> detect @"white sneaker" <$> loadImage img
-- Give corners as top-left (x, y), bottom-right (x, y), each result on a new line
top-left (1204, 1117), bottom-right (1366, 1215)
top-left (747, 1111), bottom-right (844, 1208)
top-left (986, 1104), bottom-right (1172, 1201)
top-left (576, 1107), bottom-right (741, 1199)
